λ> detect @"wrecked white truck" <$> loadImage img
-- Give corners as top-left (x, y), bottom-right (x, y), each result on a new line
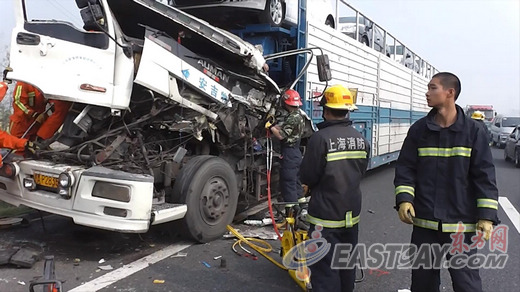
top-left (0, 0), bottom-right (330, 242)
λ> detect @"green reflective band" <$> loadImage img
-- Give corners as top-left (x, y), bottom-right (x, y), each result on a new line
top-left (441, 223), bottom-right (477, 233)
top-left (14, 85), bottom-right (30, 114)
top-left (326, 151), bottom-right (367, 162)
top-left (413, 217), bottom-right (477, 233)
top-left (477, 198), bottom-right (499, 210)
top-left (306, 211), bottom-right (360, 228)
top-left (412, 217), bottom-right (439, 230)
top-left (395, 185), bottom-right (415, 196)
top-left (418, 147), bottom-right (472, 157)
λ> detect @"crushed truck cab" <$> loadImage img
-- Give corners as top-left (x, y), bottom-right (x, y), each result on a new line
top-left (2, 0), bottom-right (323, 242)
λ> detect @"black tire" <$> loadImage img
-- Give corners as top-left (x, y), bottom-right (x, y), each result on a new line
top-left (75, 0), bottom-right (95, 9)
top-left (263, 0), bottom-right (284, 27)
top-left (515, 149), bottom-right (520, 168)
top-left (325, 16), bottom-right (334, 28)
top-left (173, 156), bottom-right (239, 243)
top-left (361, 36), bottom-right (369, 46)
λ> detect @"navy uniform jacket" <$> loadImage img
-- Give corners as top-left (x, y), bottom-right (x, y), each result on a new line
top-left (394, 105), bottom-right (499, 231)
top-left (300, 119), bottom-right (370, 222)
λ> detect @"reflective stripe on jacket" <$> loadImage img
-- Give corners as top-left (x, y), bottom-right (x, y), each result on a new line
top-left (10, 81), bottom-right (46, 119)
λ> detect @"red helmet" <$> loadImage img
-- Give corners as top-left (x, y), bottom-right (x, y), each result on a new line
top-left (283, 89), bottom-right (302, 107)
top-left (0, 82), bottom-right (8, 102)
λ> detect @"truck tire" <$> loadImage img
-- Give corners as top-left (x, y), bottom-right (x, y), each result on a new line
top-left (263, 0), bottom-right (284, 27)
top-left (173, 156), bottom-right (239, 243)
top-left (361, 36), bottom-right (369, 47)
top-left (75, 0), bottom-right (95, 9)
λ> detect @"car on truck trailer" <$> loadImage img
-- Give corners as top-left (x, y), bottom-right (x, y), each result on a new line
top-left (0, 0), bottom-right (438, 241)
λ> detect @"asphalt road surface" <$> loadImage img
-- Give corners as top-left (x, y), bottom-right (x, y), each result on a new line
top-left (0, 147), bottom-right (518, 292)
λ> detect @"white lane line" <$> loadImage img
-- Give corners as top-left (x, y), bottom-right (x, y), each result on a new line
top-left (499, 196), bottom-right (520, 234)
top-left (69, 242), bottom-right (192, 292)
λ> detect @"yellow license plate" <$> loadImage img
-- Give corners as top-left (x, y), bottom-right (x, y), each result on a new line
top-left (33, 173), bottom-right (59, 189)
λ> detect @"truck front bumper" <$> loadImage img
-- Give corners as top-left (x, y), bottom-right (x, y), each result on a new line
top-left (0, 161), bottom-right (181, 233)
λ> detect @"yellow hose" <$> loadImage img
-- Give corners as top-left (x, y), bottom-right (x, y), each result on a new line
top-left (226, 225), bottom-right (288, 270)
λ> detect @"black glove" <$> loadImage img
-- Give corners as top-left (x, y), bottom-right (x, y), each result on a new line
top-left (25, 141), bottom-right (39, 156)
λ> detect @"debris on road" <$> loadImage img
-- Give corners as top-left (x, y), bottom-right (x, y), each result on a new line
top-left (74, 258), bottom-right (81, 266)
top-left (0, 217), bottom-right (29, 229)
top-left (98, 258), bottom-right (105, 264)
top-left (213, 255), bottom-right (222, 260)
top-left (0, 240), bottom-right (43, 268)
top-left (98, 265), bottom-right (114, 271)
top-left (170, 252), bottom-right (187, 258)
top-left (224, 226), bottom-right (278, 240)
top-left (9, 247), bottom-right (41, 268)
top-left (367, 209), bottom-right (375, 214)
top-left (153, 279), bottom-right (165, 284)
top-left (201, 261), bottom-right (211, 268)
top-left (17, 280), bottom-right (25, 285)
top-left (0, 248), bottom-right (18, 265)
top-left (243, 218), bottom-right (273, 226)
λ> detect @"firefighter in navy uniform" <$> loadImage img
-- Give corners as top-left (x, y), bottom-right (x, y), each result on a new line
top-left (395, 72), bottom-right (499, 292)
top-left (300, 85), bottom-right (370, 292)
top-left (266, 89), bottom-right (305, 205)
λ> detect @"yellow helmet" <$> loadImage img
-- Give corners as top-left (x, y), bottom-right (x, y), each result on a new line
top-left (322, 85), bottom-right (358, 111)
top-left (471, 111), bottom-right (485, 121)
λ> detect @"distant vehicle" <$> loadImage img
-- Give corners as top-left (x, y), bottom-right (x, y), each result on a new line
top-left (464, 105), bottom-right (495, 126)
top-left (338, 16), bottom-right (385, 53)
top-left (504, 125), bottom-right (520, 167)
top-left (163, 0), bottom-right (335, 28)
top-left (490, 115), bottom-right (520, 148)
top-left (387, 45), bottom-right (416, 70)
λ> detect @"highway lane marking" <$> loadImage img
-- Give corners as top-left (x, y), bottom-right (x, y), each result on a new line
top-left (499, 196), bottom-right (520, 234)
top-left (69, 242), bottom-right (192, 292)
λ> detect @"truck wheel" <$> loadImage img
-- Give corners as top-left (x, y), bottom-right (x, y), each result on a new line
top-left (361, 36), bottom-right (369, 46)
top-left (515, 150), bottom-right (520, 168)
top-left (173, 156), bottom-right (238, 243)
top-left (325, 16), bottom-right (335, 28)
top-left (263, 0), bottom-right (284, 27)
top-left (75, 0), bottom-right (93, 9)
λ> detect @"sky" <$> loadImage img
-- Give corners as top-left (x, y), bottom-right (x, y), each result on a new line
top-left (346, 0), bottom-right (520, 116)
top-left (0, 0), bottom-right (519, 116)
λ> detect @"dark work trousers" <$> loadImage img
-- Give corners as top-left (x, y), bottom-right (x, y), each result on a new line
top-left (280, 143), bottom-right (302, 203)
top-left (411, 226), bottom-right (483, 292)
top-left (309, 224), bottom-right (359, 292)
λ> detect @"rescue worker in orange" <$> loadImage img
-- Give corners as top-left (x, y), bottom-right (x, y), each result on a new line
top-left (9, 81), bottom-right (70, 143)
top-left (0, 81), bottom-right (38, 166)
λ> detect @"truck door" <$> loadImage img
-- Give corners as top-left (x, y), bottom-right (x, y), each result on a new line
top-left (7, 0), bottom-right (116, 107)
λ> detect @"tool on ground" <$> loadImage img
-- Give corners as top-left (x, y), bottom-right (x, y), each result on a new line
top-left (29, 255), bottom-right (63, 292)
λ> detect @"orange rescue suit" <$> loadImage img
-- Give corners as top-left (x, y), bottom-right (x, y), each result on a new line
top-left (9, 81), bottom-right (70, 140)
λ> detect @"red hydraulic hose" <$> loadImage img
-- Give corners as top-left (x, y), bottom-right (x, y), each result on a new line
top-left (266, 130), bottom-right (283, 241)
